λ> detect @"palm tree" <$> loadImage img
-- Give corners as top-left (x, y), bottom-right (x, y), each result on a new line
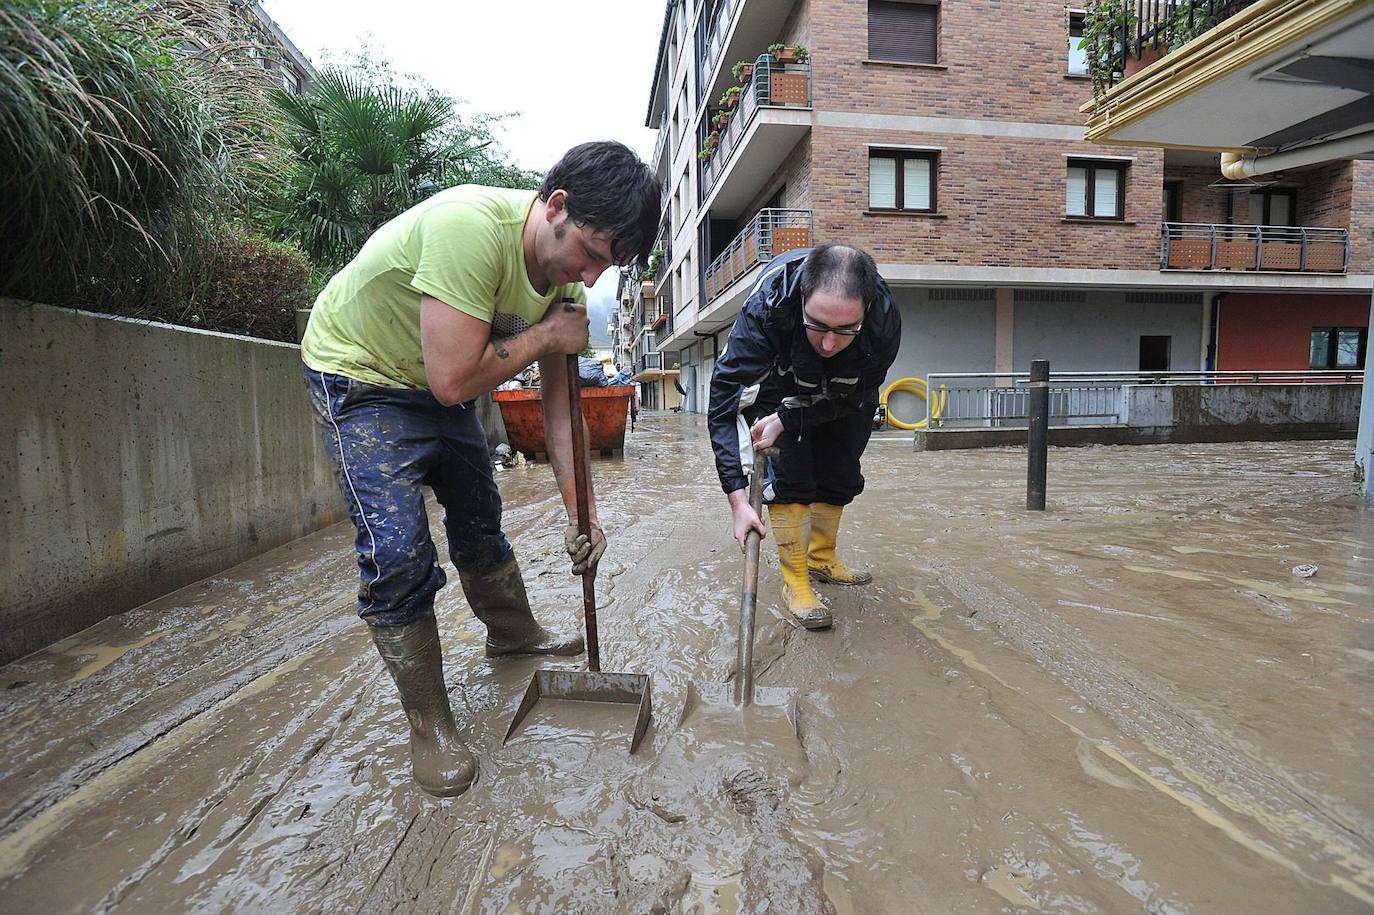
top-left (269, 69), bottom-right (516, 272)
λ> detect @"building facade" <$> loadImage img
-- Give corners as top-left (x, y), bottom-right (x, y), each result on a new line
top-left (638, 0), bottom-right (1372, 420)
top-left (614, 268), bottom-right (683, 411)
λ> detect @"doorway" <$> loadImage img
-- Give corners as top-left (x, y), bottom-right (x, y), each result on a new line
top-left (1140, 335), bottom-right (1172, 372)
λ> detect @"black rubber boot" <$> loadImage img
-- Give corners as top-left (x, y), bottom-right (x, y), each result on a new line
top-left (457, 554), bottom-right (586, 659)
top-left (370, 615), bottom-right (478, 798)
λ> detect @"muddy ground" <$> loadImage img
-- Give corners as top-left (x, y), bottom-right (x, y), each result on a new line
top-left (2, 415), bottom-right (1372, 913)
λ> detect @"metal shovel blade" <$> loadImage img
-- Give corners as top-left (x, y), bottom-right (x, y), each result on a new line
top-left (680, 681), bottom-right (797, 736)
top-left (504, 669), bottom-right (653, 754)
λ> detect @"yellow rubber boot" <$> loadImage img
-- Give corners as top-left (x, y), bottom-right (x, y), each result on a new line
top-left (808, 503), bottom-right (873, 586)
top-left (768, 503), bottom-right (833, 630)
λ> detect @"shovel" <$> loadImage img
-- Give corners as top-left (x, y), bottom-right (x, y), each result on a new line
top-left (503, 352), bottom-right (653, 753)
top-left (679, 446), bottom-right (797, 733)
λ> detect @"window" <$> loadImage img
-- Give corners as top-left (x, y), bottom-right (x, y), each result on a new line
top-left (1139, 336), bottom-right (1171, 371)
top-left (1310, 327), bottom-right (1368, 369)
top-left (869, 0), bottom-right (938, 65)
top-left (1068, 12), bottom-right (1087, 75)
top-left (1163, 181), bottom-right (1182, 223)
top-left (1067, 158), bottom-right (1126, 219)
top-left (869, 150), bottom-right (937, 212)
top-left (1248, 188), bottom-right (1296, 226)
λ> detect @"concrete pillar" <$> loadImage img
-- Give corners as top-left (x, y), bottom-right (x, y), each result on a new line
top-left (995, 288), bottom-right (1015, 385)
top-left (1357, 290), bottom-right (1374, 504)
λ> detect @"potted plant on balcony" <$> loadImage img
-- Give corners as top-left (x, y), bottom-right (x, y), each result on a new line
top-left (1079, 0), bottom-right (1139, 98)
top-left (732, 59), bottom-right (753, 83)
top-left (645, 247), bottom-right (662, 282)
top-left (766, 42), bottom-right (791, 63)
top-left (721, 85), bottom-right (743, 109)
top-left (715, 109), bottom-right (731, 129)
top-left (699, 132), bottom-right (719, 161)
top-left (790, 44), bottom-right (809, 64)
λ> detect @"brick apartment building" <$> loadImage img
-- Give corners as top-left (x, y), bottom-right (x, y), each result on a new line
top-left (612, 0), bottom-right (1373, 419)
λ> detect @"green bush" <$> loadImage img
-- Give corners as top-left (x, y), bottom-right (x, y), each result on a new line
top-left (0, 0), bottom-right (291, 319)
top-left (192, 229), bottom-right (313, 342)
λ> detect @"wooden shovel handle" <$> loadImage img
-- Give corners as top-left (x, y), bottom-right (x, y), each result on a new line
top-left (564, 351), bottom-right (601, 672)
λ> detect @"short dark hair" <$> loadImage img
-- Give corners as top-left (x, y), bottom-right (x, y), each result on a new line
top-left (539, 141), bottom-right (661, 270)
top-left (799, 244), bottom-right (882, 308)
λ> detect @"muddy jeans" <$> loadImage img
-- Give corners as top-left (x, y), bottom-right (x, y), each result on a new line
top-left (303, 366), bottom-right (511, 627)
top-left (763, 406), bottom-right (873, 507)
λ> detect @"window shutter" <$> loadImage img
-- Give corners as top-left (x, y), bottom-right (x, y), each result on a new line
top-left (1066, 167), bottom-right (1088, 216)
top-left (903, 157), bottom-right (931, 210)
top-left (869, 1), bottom-right (938, 64)
top-left (870, 156), bottom-right (897, 208)
top-left (1094, 169), bottom-right (1119, 217)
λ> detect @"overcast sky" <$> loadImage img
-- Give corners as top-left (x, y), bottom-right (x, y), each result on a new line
top-left (262, 0), bottom-right (667, 342)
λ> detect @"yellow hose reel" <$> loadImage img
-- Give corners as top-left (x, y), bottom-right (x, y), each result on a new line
top-left (880, 377), bottom-right (945, 431)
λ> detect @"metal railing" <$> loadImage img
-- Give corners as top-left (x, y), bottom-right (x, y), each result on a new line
top-left (1094, 0), bottom-right (1254, 91)
top-left (640, 351), bottom-right (665, 373)
top-left (701, 0), bottom-right (742, 91)
top-left (1161, 223), bottom-right (1350, 273)
top-left (702, 54), bottom-right (812, 194)
top-left (925, 370), bottom-right (1364, 429)
top-left (651, 112), bottom-right (669, 174)
top-left (703, 208), bottom-right (813, 302)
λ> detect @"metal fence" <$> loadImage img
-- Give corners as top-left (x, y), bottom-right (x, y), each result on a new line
top-left (1161, 223), bottom-right (1350, 273)
top-left (925, 370), bottom-right (1365, 429)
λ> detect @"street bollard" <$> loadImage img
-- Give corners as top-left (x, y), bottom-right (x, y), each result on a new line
top-left (1027, 359), bottom-right (1049, 511)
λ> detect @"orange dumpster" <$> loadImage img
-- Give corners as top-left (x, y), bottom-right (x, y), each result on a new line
top-left (492, 385), bottom-right (634, 460)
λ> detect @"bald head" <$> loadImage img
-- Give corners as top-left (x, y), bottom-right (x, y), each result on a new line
top-left (799, 243), bottom-right (881, 308)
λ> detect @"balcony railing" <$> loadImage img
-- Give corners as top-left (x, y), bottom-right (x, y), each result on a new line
top-left (701, 0), bottom-right (743, 92)
top-left (1091, 0), bottom-right (1254, 91)
top-left (651, 111), bottom-right (669, 173)
top-left (704, 208), bottom-right (813, 302)
top-left (702, 55), bottom-right (812, 195)
top-left (639, 351), bottom-right (664, 373)
top-left (1161, 223), bottom-right (1350, 273)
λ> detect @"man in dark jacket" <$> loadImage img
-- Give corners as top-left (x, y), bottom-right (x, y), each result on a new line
top-left (709, 243), bottom-right (900, 629)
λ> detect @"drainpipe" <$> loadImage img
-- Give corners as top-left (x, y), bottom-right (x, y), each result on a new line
top-left (1219, 129), bottom-right (1374, 179)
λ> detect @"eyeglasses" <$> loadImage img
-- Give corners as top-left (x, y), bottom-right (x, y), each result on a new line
top-left (801, 315), bottom-right (863, 336)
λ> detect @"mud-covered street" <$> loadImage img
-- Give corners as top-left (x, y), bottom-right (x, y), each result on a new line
top-left (2, 415), bottom-right (1372, 913)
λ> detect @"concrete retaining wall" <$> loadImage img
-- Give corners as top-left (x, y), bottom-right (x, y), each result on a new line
top-left (1, 300), bottom-right (347, 664)
top-left (914, 382), bottom-right (1360, 450)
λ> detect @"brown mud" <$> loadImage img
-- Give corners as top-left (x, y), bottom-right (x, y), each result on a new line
top-left (1, 415), bottom-right (1371, 913)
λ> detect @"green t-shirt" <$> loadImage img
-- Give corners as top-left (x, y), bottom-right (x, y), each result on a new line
top-left (301, 185), bottom-right (586, 390)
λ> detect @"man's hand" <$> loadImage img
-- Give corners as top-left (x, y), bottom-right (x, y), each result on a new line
top-left (726, 488), bottom-right (768, 552)
top-left (564, 521), bottom-right (606, 575)
top-left (538, 299), bottom-right (590, 356)
top-left (750, 412), bottom-right (784, 450)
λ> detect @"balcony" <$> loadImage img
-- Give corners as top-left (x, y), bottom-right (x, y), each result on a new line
top-left (1161, 223), bottom-right (1350, 273)
top-left (700, 55), bottom-right (812, 215)
top-left (632, 349), bottom-right (679, 383)
top-left (651, 113), bottom-right (669, 179)
top-left (1082, 0), bottom-right (1374, 161)
top-left (700, 0), bottom-right (803, 115)
top-left (704, 208), bottom-right (812, 302)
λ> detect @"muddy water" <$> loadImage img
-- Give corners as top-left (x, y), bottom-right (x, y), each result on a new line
top-left (1, 416), bottom-right (1371, 913)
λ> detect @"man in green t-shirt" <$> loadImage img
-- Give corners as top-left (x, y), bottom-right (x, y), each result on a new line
top-left (301, 141), bottom-right (659, 797)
